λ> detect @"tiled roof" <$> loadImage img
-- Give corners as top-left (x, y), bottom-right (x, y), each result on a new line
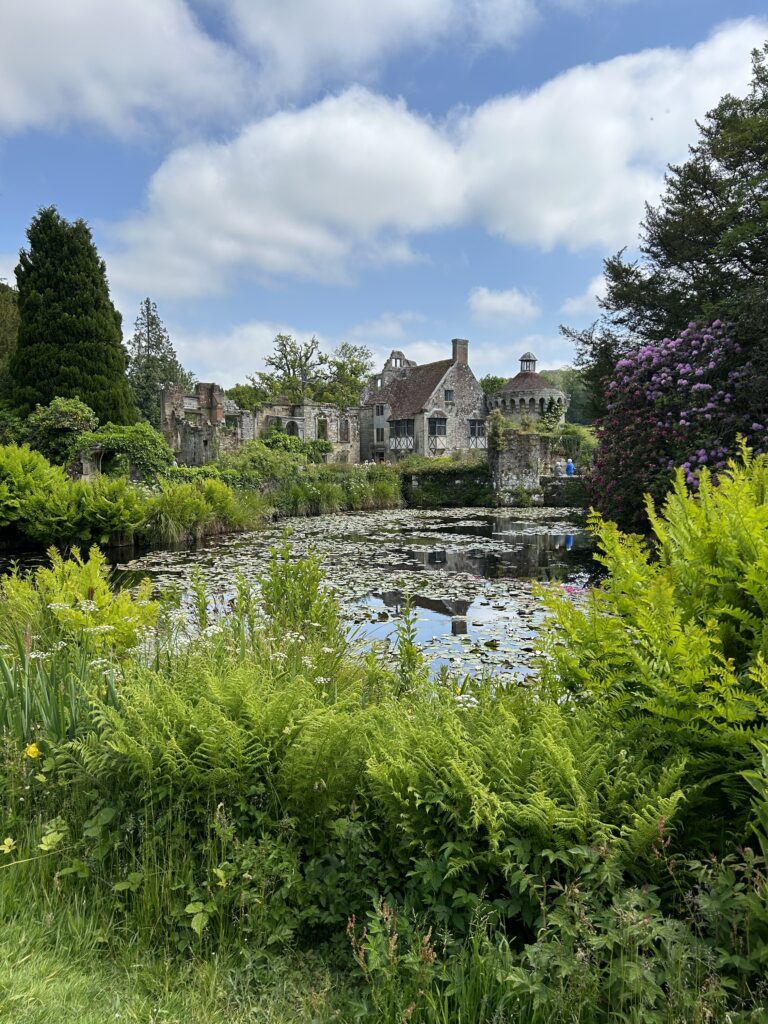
top-left (387, 359), bottom-right (453, 418)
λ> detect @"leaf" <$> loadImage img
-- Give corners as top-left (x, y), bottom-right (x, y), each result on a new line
top-left (191, 912), bottom-right (208, 936)
top-left (185, 901), bottom-right (204, 914)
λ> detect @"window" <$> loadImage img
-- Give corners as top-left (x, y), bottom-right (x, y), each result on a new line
top-left (469, 419), bottom-right (485, 438)
top-left (376, 377), bottom-right (382, 388)
top-left (428, 418), bottom-right (447, 436)
top-left (375, 404), bottom-right (385, 417)
top-left (286, 420), bottom-right (299, 436)
top-left (339, 418), bottom-right (350, 443)
top-left (390, 419), bottom-right (414, 438)
top-left (375, 427), bottom-right (385, 443)
top-left (444, 389), bottom-right (454, 403)
top-left (316, 418), bottom-right (328, 440)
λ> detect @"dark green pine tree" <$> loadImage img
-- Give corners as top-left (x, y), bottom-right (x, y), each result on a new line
top-left (9, 207), bottom-right (137, 424)
top-left (127, 298), bottom-right (195, 427)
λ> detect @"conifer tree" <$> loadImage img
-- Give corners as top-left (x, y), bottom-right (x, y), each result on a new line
top-left (9, 207), bottom-right (136, 424)
top-left (127, 297), bottom-right (195, 427)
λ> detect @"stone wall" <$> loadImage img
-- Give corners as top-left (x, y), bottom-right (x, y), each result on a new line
top-left (489, 431), bottom-right (555, 504)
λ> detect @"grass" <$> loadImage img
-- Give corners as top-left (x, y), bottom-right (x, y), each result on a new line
top-left (0, 920), bottom-right (352, 1024)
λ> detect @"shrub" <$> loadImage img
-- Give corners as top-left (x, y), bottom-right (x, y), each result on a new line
top-left (142, 479), bottom-right (214, 544)
top-left (25, 396), bottom-right (98, 465)
top-left (75, 422), bottom-right (174, 480)
top-left (0, 545), bottom-right (157, 657)
top-left (539, 444), bottom-right (768, 842)
top-left (0, 443), bottom-right (70, 534)
top-left (592, 321), bottom-right (760, 529)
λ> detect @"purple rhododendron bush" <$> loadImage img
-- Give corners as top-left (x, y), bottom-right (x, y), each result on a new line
top-left (592, 321), bottom-right (765, 530)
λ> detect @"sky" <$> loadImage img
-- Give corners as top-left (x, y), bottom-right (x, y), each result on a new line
top-left (1, 2), bottom-right (766, 388)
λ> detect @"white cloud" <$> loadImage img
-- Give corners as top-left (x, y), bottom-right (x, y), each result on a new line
top-left (221, 0), bottom-right (537, 99)
top-left (458, 18), bottom-right (765, 250)
top-left (0, 0), bottom-right (248, 135)
top-left (468, 286), bottom-right (541, 322)
top-left (170, 320), bottom-right (323, 387)
top-left (560, 273), bottom-right (607, 316)
top-left (108, 87), bottom-right (464, 293)
top-left (109, 19), bottom-right (767, 296)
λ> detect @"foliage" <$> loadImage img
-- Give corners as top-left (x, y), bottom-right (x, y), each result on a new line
top-left (0, 280), bottom-right (19, 390)
top-left (601, 43), bottom-right (768, 349)
top-left (225, 381), bottom-right (263, 412)
top-left (554, 423), bottom-right (597, 467)
top-left (141, 477), bottom-right (257, 545)
top-left (561, 322), bottom-right (635, 421)
top-left (25, 396), bottom-right (98, 465)
top-left (399, 455), bottom-right (493, 508)
top-left (592, 321), bottom-right (758, 529)
top-left (540, 446), bottom-right (768, 840)
top-left (75, 422), bottom-right (175, 480)
top-left (0, 403), bottom-right (24, 445)
top-left (126, 297), bottom-right (195, 427)
top-left (249, 333), bottom-right (324, 404)
top-left (540, 365), bottom-right (594, 424)
top-left (263, 428), bottom-right (333, 464)
top-left (479, 373), bottom-right (506, 397)
top-left (0, 530), bottom-right (767, 1018)
top-left (0, 546), bottom-right (157, 658)
top-left (9, 206), bottom-right (137, 424)
top-left (571, 45), bottom-right (768, 432)
top-left (315, 341), bottom-right (374, 408)
top-left (246, 334), bottom-right (373, 409)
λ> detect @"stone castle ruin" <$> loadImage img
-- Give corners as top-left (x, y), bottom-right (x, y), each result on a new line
top-left (159, 344), bottom-right (568, 490)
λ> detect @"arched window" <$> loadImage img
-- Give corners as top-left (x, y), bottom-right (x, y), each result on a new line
top-left (285, 420), bottom-right (299, 436)
top-left (529, 397), bottom-right (535, 412)
top-left (539, 397), bottom-right (545, 413)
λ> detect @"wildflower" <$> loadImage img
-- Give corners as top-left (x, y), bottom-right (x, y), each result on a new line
top-left (24, 742), bottom-right (41, 759)
top-left (0, 837), bottom-right (16, 855)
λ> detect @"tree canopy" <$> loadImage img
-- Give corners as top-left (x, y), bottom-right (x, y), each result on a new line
top-left (9, 207), bottom-right (136, 424)
top-left (240, 334), bottom-right (373, 409)
top-left (127, 298), bottom-right (195, 427)
top-left (600, 43), bottom-right (768, 348)
top-left (0, 281), bottom-right (19, 391)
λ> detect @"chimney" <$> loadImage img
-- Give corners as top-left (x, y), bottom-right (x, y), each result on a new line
top-left (451, 338), bottom-right (469, 365)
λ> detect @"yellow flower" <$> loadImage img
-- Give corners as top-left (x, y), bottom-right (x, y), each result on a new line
top-left (24, 742), bottom-right (41, 759)
top-left (1, 837), bottom-right (16, 855)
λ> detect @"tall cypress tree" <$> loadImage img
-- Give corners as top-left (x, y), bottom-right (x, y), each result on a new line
top-left (9, 207), bottom-right (137, 424)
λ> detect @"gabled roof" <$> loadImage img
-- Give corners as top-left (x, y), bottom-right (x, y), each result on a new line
top-left (388, 359), bottom-right (453, 419)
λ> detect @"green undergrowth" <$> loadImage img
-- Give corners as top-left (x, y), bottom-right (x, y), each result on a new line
top-left (1, 451), bottom-right (768, 1020)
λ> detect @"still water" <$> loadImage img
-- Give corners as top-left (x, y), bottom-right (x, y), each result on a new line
top-left (117, 506), bottom-right (597, 682)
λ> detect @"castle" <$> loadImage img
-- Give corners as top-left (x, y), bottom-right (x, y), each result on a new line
top-left (159, 341), bottom-right (566, 467)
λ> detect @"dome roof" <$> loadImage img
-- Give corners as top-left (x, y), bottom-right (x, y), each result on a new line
top-left (499, 371), bottom-right (565, 396)
top-left (520, 351), bottom-right (537, 361)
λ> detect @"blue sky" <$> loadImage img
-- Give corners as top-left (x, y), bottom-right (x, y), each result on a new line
top-left (1, 1), bottom-right (766, 387)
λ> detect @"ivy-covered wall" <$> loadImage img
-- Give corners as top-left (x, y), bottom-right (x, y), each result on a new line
top-left (402, 463), bottom-right (494, 507)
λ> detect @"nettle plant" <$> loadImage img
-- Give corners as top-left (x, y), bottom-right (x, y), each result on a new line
top-left (592, 321), bottom-right (763, 529)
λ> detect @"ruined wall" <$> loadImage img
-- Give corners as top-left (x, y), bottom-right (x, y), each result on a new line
top-left (489, 431), bottom-right (555, 504)
top-left (160, 383), bottom-right (255, 467)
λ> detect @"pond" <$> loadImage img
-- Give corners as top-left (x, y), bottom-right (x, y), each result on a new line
top-left (117, 506), bottom-right (598, 683)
